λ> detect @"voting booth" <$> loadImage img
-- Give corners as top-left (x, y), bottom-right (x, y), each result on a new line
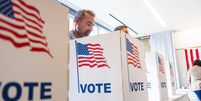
top-left (0, 0), bottom-right (69, 101)
top-left (69, 31), bottom-right (148, 101)
top-left (145, 52), bottom-right (168, 101)
top-left (165, 61), bottom-right (176, 96)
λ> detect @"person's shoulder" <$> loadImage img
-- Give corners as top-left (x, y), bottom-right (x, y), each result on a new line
top-left (194, 65), bottom-right (201, 68)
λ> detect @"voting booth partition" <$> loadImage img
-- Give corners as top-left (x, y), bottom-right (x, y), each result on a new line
top-left (69, 31), bottom-right (148, 101)
top-left (0, 0), bottom-right (69, 101)
top-left (145, 52), bottom-right (168, 101)
top-left (165, 61), bottom-right (176, 97)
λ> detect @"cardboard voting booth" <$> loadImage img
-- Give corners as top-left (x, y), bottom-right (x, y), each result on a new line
top-left (165, 61), bottom-right (176, 96)
top-left (69, 31), bottom-right (148, 101)
top-left (0, 0), bottom-right (69, 101)
top-left (145, 52), bottom-right (168, 101)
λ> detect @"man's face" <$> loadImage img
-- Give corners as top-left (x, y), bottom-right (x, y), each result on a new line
top-left (121, 27), bottom-right (129, 35)
top-left (76, 13), bottom-right (95, 38)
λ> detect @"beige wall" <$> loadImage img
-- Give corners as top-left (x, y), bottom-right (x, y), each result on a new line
top-left (173, 25), bottom-right (201, 88)
top-left (174, 25), bottom-right (201, 49)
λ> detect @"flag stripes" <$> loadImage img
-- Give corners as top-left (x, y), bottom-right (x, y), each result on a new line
top-left (158, 56), bottom-right (164, 74)
top-left (170, 64), bottom-right (174, 76)
top-left (77, 42), bottom-right (110, 69)
top-left (184, 48), bottom-right (201, 71)
top-left (126, 37), bottom-right (142, 70)
top-left (0, 0), bottom-right (53, 58)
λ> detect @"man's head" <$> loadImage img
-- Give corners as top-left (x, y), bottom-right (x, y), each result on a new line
top-left (114, 25), bottom-right (129, 35)
top-left (193, 59), bottom-right (201, 66)
top-left (73, 9), bottom-right (95, 38)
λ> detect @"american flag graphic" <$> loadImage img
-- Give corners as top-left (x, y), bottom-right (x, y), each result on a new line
top-left (126, 37), bottom-right (142, 70)
top-left (0, 0), bottom-right (53, 58)
top-left (184, 48), bottom-right (201, 71)
top-left (158, 56), bottom-right (164, 74)
top-left (76, 42), bottom-right (110, 69)
top-left (170, 64), bottom-right (174, 76)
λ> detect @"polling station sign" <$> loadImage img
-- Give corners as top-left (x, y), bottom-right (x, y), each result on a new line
top-left (121, 33), bottom-right (148, 101)
top-left (157, 53), bottom-right (168, 100)
top-left (165, 61), bottom-right (176, 96)
top-left (145, 52), bottom-right (168, 101)
top-left (69, 31), bottom-right (149, 101)
top-left (0, 0), bottom-right (69, 101)
top-left (69, 32), bottom-right (124, 101)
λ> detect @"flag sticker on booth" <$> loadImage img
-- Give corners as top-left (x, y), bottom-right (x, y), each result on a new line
top-left (125, 36), bottom-right (145, 92)
top-left (76, 41), bottom-right (110, 69)
top-left (158, 56), bottom-right (164, 74)
top-left (75, 41), bottom-right (111, 94)
top-left (170, 64), bottom-right (174, 76)
top-left (0, 0), bottom-right (53, 58)
top-left (126, 37), bottom-right (142, 70)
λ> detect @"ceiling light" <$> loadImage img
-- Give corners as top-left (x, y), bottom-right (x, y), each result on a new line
top-left (143, 0), bottom-right (166, 27)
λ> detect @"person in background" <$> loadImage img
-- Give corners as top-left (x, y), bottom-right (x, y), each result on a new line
top-left (114, 25), bottom-right (129, 35)
top-left (187, 59), bottom-right (201, 100)
top-left (69, 9), bottom-right (95, 40)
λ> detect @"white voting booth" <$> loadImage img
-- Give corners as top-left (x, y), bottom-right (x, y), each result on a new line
top-left (0, 1), bottom-right (69, 101)
top-left (69, 31), bottom-right (148, 101)
top-left (145, 52), bottom-right (168, 101)
top-left (165, 61), bottom-right (176, 97)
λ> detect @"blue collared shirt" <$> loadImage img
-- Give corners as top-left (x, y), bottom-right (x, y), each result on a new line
top-left (69, 30), bottom-right (77, 40)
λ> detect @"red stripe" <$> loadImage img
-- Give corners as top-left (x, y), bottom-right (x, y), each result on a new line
top-left (78, 56), bottom-right (94, 59)
top-left (0, 34), bottom-right (30, 47)
top-left (97, 64), bottom-right (110, 68)
top-left (0, 26), bottom-right (27, 38)
top-left (13, 12), bottom-right (46, 40)
top-left (137, 66), bottom-right (142, 70)
top-left (78, 60), bottom-right (96, 63)
top-left (0, 18), bottom-right (25, 29)
top-left (18, 0), bottom-right (44, 23)
top-left (93, 54), bottom-right (103, 56)
top-left (12, 1), bottom-right (44, 24)
top-left (127, 53), bottom-right (137, 59)
top-left (128, 62), bottom-right (137, 67)
top-left (128, 58), bottom-right (139, 63)
top-left (96, 60), bottom-right (106, 63)
top-left (27, 30), bottom-right (46, 39)
top-left (195, 49), bottom-right (199, 59)
top-left (25, 23), bottom-right (42, 33)
top-left (30, 48), bottom-right (53, 58)
top-left (29, 38), bottom-right (47, 46)
top-left (89, 50), bottom-right (103, 53)
top-left (190, 49), bottom-right (194, 67)
top-left (133, 44), bottom-right (138, 49)
top-left (94, 57), bottom-right (105, 60)
top-left (88, 47), bottom-right (102, 50)
top-left (128, 56), bottom-right (140, 62)
top-left (87, 43), bottom-right (101, 47)
top-left (14, 11), bottom-right (43, 28)
top-left (79, 64), bottom-right (97, 68)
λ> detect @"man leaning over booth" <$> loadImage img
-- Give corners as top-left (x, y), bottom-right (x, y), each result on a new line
top-left (114, 25), bottom-right (130, 35)
top-left (69, 9), bottom-right (95, 40)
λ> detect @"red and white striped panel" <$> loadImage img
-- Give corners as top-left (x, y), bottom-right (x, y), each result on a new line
top-left (184, 48), bottom-right (201, 71)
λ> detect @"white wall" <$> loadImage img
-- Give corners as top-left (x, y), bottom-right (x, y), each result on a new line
top-left (174, 25), bottom-right (201, 49)
top-left (173, 25), bottom-right (201, 88)
top-left (175, 50), bottom-right (188, 87)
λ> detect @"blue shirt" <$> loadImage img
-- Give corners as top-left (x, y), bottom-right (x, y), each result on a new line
top-left (69, 30), bottom-right (77, 40)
